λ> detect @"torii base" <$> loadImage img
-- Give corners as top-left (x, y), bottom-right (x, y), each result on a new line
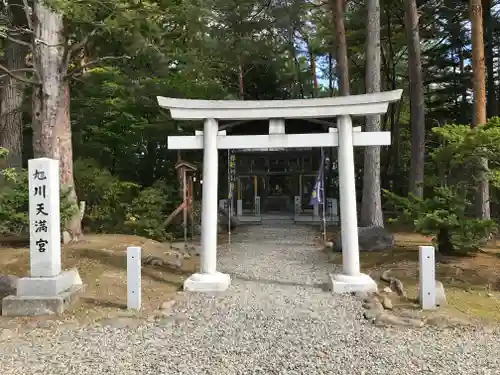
top-left (183, 272), bottom-right (231, 292)
top-left (329, 273), bottom-right (378, 294)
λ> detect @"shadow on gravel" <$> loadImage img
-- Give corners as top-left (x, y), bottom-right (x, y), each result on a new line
top-left (232, 274), bottom-right (328, 290)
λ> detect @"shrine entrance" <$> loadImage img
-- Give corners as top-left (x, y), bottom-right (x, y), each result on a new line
top-left (158, 90), bottom-right (402, 294)
top-left (230, 145), bottom-right (327, 218)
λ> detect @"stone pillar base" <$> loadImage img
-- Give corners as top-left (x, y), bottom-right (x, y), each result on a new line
top-left (183, 272), bottom-right (231, 292)
top-left (2, 268), bottom-right (84, 316)
top-left (17, 268), bottom-right (82, 297)
top-left (329, 273), bottom-right (378, 294)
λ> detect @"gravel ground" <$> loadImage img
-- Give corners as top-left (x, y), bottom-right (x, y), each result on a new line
top-left (1, 222), bottom-right (500, 375)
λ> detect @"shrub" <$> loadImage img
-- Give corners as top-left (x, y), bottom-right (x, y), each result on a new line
top-left (384, 187), bottom-right (496, 255)
top-left (384, 119), bottom-right (500, 255)
top-left (124, 180), bottom-right (177, 241)
top-left (75, 159), bottom-right (180, 241)
top-left (74, 158), bottom-right (139, 232)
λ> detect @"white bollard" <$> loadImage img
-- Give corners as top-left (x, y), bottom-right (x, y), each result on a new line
top-left (127, 246), bottom-right (142, 310)
top-left (419, 245), bottom-right (436, 310)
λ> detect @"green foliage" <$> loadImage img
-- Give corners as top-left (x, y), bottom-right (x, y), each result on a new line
top-left (429, 118), bottom-right (500, 187)
top-left (74, 159), bottom-right (179, 241)
top-left (0, 148), bottom-right (17, 182)
top-left (384, 119), bottom-right (500, 254)
top-left (124, 181), bottom-right (177, 241)
top-left (0, 169), bottom-right (29, 235)
top-left (384, 187), bottom-right (496, 254)
top-left (74, 158), bottom-right (140, 232)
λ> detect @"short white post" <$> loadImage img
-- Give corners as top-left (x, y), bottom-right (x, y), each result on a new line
top-left (127, 246), bottom-right (141, 310)
top-left (419, 245), bottom-right (436, 309)
top-left (337, 115), bottom-right (360, 277)
top-left (28, 158), bottom-right (61, 277)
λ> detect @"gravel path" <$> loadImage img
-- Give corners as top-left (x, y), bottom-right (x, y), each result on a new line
top-left (1, 222), bottom-right (500, 375)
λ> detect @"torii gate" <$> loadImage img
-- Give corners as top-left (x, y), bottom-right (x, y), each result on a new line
top-left (158, 90), bottom-right (402, 294)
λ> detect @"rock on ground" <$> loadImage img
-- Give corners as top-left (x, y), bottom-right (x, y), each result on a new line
top-left (0, 274), bottom-right (18, 298)
top-left (334, 225), bottom-right (395, 252)
top-left (0, 222), bottom-right (499, 375)
top-left (218, 207), bottom-right (240, 232)
top-left (417, 280), bottom-right (447, 307)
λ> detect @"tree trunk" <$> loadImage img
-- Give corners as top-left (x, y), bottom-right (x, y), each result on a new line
top-left (459, 47), bottom-right (468, 122)
top-left (0, 0), bottom-right (29, 169)
top-left (483, 0), bottom-right (496, 118)
top-left (361, 0), bottom-right (383, 227)
top-left (470, 0), bottom-right (491, 220)
top-left (0, 39), bottom-right (25, 169)
top-left (328, 51), bottom-right (333, 96)
top-left (292, 46), bottom-right (305, 99)
top-left (238, 59), bottom-right (244, 100)
top-left (309, 44), bottom-right (318, 98)
top-left (306, 37), bottom-right (318, 98)
top-left (437, 227), bottom-right (455, 256)
top-left (32, 0), bottom-right (82, 241)
top-left (403, 0), bottom-right (425, 198)
top-left (381, 4), bottom-right (400, 192)
top-left (330, 0), bottom-right (350, 96)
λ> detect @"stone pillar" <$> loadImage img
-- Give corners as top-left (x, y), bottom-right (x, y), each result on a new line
top-left (332, 198), bottom-right (339, 224)
top-left (236, 199), bottom-right (243, 216)
top-left (326, 198), bottom-right (333, 218)
top-left (184, 118), bottom-right (230, 292)
top-left (2, 158), bottom-right (83, 316)
top-left (327, 198), bottom-right (339, 222)
top-left (254, 196), bottom-right (261, 216)
top-left (219, 200), bottom-right (226, 211)
top-left (313, 204), bottom-right (319, 218)
top-left (330, 116), bottom-right (377, 293)
top-left (294, 196), bottom-right (301, 215)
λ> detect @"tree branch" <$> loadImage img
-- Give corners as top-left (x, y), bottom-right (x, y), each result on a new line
top-left (63, 9), bottom-right (118, 73)
top-left (66, 56), bottom-right (131, 79)
top-left (0, 64), bottom-right (39, 85)
top-left (68, 27), bottom-right (101, 56)
top-left (0, 32), bottom-right (32, 49)
top-left (0, 68), bottom-right (37, 80)
top-left (21, 0), bottom-right (32, 30)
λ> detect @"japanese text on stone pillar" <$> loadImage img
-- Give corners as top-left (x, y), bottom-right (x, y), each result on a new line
top-left (32, 168), bottom-right (50, 253)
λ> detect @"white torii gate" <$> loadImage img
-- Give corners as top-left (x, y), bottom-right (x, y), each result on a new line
top-left (158, 90), bottom-right (402, 293)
